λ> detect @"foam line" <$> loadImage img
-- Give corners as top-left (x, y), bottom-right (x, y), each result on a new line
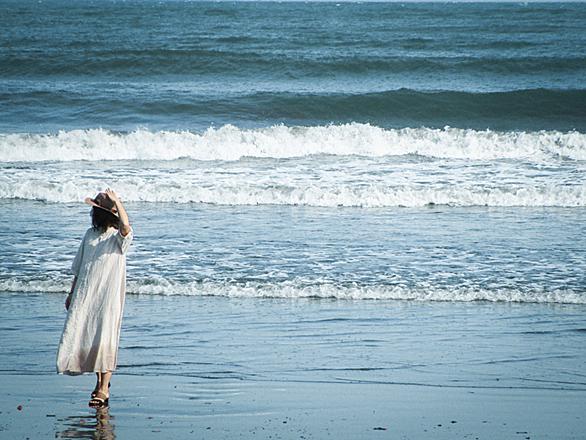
top-left (0, 278), bottom-right (583, 304)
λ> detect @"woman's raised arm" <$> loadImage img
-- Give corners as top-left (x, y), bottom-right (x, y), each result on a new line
top-left (105, 188), bottom-right (131, 237)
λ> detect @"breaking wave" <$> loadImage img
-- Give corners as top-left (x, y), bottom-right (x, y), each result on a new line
top-left (1, 124), bottom-right (585, 163)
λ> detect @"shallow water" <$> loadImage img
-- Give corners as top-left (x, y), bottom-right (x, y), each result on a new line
top-left (1, 292), bottom-right (585, 393)
top-left (1, 201), bottom-right (585, 303)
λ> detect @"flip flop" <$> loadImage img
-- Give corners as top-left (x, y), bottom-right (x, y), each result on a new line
top-left (89, 391), bottom-right (109, 408)
top-left (91, 382), bottom-right (111, 398)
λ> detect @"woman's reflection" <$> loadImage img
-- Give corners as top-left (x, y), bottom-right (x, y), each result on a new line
top-left (56, 406), bottom-right (115, 439)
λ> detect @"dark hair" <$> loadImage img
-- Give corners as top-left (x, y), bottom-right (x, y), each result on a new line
top-left (92, 207), bottom-right (119, 231)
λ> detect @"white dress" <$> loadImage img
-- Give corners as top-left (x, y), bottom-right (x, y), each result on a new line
top-left (57, 226), bottom-right (133, 375)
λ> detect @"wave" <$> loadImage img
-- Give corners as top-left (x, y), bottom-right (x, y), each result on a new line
top-left (2, 179), bottom-right (585, 207)
top-left (248, 89), bottom-right (586, 127)
top-left (0, 278), bottom-right (583, 305)
top-left (2, 123), bottom-right (585, 163)
top-left (1, 88), bottom-right (585, 131)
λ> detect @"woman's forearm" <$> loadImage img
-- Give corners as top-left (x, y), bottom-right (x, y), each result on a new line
top-left (105, 188), bottom-right (131, 236)
top-left (115, 201), bottom-right (131, 236)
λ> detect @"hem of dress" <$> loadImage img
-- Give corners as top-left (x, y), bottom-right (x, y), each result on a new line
top-left (57, 369), bottom-right (116, 376)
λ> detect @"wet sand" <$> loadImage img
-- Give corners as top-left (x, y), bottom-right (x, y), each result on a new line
top-left (2, 373), bottom-right (585, 439)
top-left (1, 293), bottom-right (585, 439)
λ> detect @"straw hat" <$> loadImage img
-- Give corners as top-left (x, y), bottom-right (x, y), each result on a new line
top-left (84, 192), bottom-right (119, 217)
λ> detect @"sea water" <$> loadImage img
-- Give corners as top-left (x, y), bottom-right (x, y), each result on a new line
top-left (0, 1), bottom-right (585, 392)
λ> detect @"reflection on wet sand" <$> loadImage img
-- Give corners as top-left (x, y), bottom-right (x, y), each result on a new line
top-left (56, 406), bottom-right (115, 439)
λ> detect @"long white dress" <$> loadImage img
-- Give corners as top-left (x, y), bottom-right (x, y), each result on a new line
top-left (57, 226), bottom-right (133, 375)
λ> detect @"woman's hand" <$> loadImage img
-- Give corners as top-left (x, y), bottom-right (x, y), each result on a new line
top-left (105, 188), bottom-right (120, 204)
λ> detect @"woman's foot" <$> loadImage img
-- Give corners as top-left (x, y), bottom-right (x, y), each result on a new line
top-left (89, 391), bottom-right (109, 408)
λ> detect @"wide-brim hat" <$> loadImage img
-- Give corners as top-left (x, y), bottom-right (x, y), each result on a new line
top-left (84, 193), bottom-right (119, 217)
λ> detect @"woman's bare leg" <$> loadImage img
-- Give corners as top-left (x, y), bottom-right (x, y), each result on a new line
top-left (93, 372), bottom-right (101, 395)
top-left (99, 371), bottom-right (112, 397)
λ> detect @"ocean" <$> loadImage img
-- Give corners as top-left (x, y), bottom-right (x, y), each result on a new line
top-left (1, 0), bottom-right (586, 422)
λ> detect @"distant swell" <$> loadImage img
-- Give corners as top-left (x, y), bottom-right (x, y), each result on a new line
top-left (1, 123), bottom-right (585, 162)
top-left (5, 52), bottom-right (585, 77)
top-left (0, 278), bottom-right (583, 304)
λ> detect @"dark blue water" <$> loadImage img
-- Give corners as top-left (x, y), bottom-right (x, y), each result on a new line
top-left (1, 1), bottom-right (585, 132)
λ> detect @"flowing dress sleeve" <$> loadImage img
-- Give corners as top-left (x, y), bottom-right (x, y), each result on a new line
top-left (115, 227), bottom-right (133, 254)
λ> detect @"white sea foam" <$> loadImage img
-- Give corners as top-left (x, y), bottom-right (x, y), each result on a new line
top-left (0, 278), bottom-right (583, 304)
top-left (2, 124), bottom-right (584, 207)
top-left (1, 178), bottom-right (584, 207)
top-left (1, 124), bottom-right (585, 162)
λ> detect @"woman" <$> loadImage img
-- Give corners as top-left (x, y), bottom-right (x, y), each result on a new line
top-left (57, 188), bottom-right (133, 408)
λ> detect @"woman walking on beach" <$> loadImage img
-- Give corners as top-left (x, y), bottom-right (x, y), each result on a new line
top-left (57, 189), bottom-right (133, 408)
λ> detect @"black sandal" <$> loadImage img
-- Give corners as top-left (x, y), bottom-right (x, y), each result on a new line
top-left (89, 391), bottom-right (109, 408)
top-left (91, 382), bottom-right (111, 398)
